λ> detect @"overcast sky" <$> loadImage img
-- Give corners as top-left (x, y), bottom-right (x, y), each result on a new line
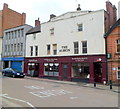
top-left (0, 0), bottom-right (120, 26)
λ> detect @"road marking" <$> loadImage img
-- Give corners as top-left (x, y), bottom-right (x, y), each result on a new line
top-left (24, 86), bottom-right (44, 90)
top-left (70, 97), bottom-right (78, 99)
top-left (30, 89), bottom-right (72, 98)
top-left (1, 94), bottom-right (36, 109)
top-left (0, 94), bottom-right (8, 96)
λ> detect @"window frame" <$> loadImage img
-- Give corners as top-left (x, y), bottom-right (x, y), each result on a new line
top-left (74, 42), bottom-right (79, 54)
top-left (116, 39), bottom-right (120, 53)
top-left (78, 24), bottom-right (83, 32)
top-left (117, 66), bottom-right (120, 80)
top-left (30, 46), bottom-right (33, 56)
top-left (35, 46), bottom-right (38, 56)
top-left (82, 41), bottom-right (87, 54)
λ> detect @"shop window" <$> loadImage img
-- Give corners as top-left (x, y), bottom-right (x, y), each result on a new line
top-left (82, 41), bottom-right (87, 54)
top-left (28, 63), bottom-right (35, 76)
top-left (53, 44), bottom-right (57, 55)
top-left (74, 42), bottom-right (79, 54)
top-left (47, 45), bottom-right (51, 55)
top-left (44, 63), bottom-right (59, 76)
top-left (117, 66), bottom-right (120, 79)
top-left (72, 63), bottom-right (90, 79)
top-left (116, 39), bottom-right (120, 53)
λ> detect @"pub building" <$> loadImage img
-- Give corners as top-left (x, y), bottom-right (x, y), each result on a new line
top-left (24, 1), bottom-right (117, 84)
top-left (24, 55), bottom-right (106, 83)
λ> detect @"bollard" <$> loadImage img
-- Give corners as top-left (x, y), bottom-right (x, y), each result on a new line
top-left (94, 82), bottom-right (96, 87)
top-left (110, 80), bottom-right (112, 89)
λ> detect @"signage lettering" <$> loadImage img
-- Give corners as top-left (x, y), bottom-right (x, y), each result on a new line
top-left (59, 46), bottom-right (70, 52)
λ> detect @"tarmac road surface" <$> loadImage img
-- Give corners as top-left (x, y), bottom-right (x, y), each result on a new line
top-left (1, 74), bottom-right (119, 108)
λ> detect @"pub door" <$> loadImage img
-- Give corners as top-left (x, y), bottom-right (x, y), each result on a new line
top-left (62, 64), bottom-right (68, 80)
top-left (34, 63), bottom-right (39, 77)
top-left (94, 62), bottom-right (102, 83)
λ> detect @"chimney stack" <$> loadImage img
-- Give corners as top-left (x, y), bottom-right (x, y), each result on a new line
top-left (3, 3), bottom-right (8, 9)
top-left (77, 4), bottom-right (81, 11)
top-left (106, 0), bottom-right (117, 27)
top-left (35, 18), bottom-right (40, 26)
top-left (50, 14), bottom-right (56, 20)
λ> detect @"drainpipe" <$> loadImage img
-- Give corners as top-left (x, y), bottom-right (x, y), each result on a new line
top-left (104, 35), bottom-right (108, 84)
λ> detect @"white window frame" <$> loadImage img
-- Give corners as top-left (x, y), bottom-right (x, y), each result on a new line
top-left (78, 24), bottom-right (83, 32)
top-left (50, 28), bottom-right (54, 35)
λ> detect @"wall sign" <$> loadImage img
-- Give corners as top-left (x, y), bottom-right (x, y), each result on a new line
top-left (29, 59), bottom-right (38, 62)
top-left (59, 46), bottom-right (70, 52)
top-left (44, 58), bottom-right (58, 62)
top-left (72, 57), bottom-right (88, 62)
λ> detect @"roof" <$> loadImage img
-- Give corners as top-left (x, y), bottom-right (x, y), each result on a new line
top-left (105, 18), bottom-right (120, 37)
top-left (26, 25), bottom-right (41, 35)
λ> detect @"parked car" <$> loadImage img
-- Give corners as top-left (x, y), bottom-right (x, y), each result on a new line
top-left (2, 68), bottom-right (25, 78)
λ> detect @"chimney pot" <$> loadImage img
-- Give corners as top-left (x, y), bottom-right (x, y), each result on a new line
top-left (35, 18), bottom-right (40, 26)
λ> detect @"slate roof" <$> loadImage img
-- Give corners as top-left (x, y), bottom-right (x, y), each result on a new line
top-left (26, 25), bottom-right (41, 35)
top-left (104, 18), bottom-right (120, 37)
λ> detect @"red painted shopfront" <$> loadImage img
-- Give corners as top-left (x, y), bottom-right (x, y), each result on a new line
top-left (24, 55), bottom-right (107, 83)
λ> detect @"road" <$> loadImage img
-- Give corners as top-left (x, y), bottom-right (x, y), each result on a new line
top-left (0, 74), bottom-right (119, 108)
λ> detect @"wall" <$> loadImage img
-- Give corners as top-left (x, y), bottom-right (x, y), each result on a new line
top-left (118, 1), bottom-right (120, 19)
top-left (26, 10), bottom-right (105, 57)
top-left (107, 23), bottom-right (120, 83)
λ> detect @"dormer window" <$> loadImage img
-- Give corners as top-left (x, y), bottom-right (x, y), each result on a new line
top-left (50, 28), bottom-right (54, 35)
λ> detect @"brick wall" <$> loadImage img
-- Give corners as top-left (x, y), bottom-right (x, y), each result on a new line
top-left (0, 3), bottom-right (26, 37)
top-left (107, 24), bottom-right (120, 84)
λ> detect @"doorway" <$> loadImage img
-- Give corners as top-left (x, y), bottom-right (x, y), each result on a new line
top-left (94, 62), bottom-right (102, 83)
top-left (63, 64), bottom-right (68, 80)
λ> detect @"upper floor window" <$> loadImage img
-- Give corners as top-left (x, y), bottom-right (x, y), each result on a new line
top-left (21, 43), bottom-right (23, 52)
top-left (82, 41), bottom-right (87, 54)
top-left (50, 28), bottom-right (54, 35)
top-left (21, 29), bottom-right (24, 37)
top-left (17, 43), bottom-right (20, 51)
top-left (78, 24), bottom-right (83, 32)
top-left (5, 33), bottom-right (8, 40)
top-left (5, 45), bottom-right (7, 52)
top-left (116, 39), bottom-right (120, 53)
top-left (53, 44), bottom-right (57, 55)
top-left (117, 66), bottom-right (120, 79)
top-left (74, 42), bottom-right (79, 54)
top-left (15, 30), bottom-right (17, 38)
top-left (11, 44), bottom-right (13, 52)
top-left (14, 44), bottom-right (16, 52)
top-left (30, 46), bottom-right (33, 56)
top-left (18, 30), bottom-right (20, 37)
top-left (35, 46), bottom-right (38, 56)
top-left (33, 33), bottom-right (36, 40)
top-left (47, 45), bottom-right (51, 55)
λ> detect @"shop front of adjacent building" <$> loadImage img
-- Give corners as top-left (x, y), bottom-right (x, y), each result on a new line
top-left (2, 57), bottom-right (24, 72)
top-left (24, 55), bottom-right (107, 83)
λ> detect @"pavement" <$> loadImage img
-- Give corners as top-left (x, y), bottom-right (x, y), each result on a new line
top-left (25, 76), bottom-right (120, 93)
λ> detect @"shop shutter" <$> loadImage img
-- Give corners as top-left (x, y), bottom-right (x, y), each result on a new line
top-left (11, 61), bottom-right (22, 72)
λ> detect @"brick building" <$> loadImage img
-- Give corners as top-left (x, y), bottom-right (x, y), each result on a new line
top-left (105, 18), bottom-right (120, 84)
top-left (0, 3), bottom-right (26, 71)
